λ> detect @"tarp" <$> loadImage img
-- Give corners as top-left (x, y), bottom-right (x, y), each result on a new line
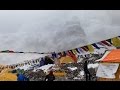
top-left (102, 49), bottom-right (120, 62)
top-left (0, 69), bottom-right (17, 81)
top-left (59, 56), bottom-right (74, 64)
top-left (96, 63), bottom-right (119, 78)
top-left (33, 64), bottom-right (55, 73)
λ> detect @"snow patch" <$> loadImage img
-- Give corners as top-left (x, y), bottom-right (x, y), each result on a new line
top-left (15, 65), bottom-right (31, 71)
top-left (67, 67), bottom-right (77, 71)
top-left (73, 77), bottom-right (81, 80)
top-left (80, 71), bottom-right (84, 76)
top-left (33, 64), bottom-right (55, 73)
top-left (88, 63), bottom-right (99, 69)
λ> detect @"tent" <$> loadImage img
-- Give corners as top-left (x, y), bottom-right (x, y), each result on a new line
top-left (53, 70), bottom-right (66, 77)
top-left (0, 69), bottom-right (17, 81)
top-left (59, 56), bottom-right (74, 64)
top-left (96, 49), bottom-right (120, 81)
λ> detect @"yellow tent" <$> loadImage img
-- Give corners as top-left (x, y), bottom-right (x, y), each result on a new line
top-left (53, 70), bottom-right (66, 77)
top-left (0, 69), bottom-right (17, 81)
top-left (59, 56), bottom-right (74, 64)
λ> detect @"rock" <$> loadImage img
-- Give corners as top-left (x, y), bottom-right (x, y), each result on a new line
top-left (24, 69), bottom-right (46, 81)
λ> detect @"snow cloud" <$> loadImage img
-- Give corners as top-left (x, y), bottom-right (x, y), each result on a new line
top-left (0, 10), bottom-right (120, 64)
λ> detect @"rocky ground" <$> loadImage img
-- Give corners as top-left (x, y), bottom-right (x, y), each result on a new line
top-left (17, 54), bottom-right (103, 81)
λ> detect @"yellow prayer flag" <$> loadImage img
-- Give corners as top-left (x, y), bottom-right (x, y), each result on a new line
top-left (87, 45), bottom-right (94, 52)
top-left (72, 49), bottom-right (77, 54)
top-left (112, 37), bottom-right (120, 47)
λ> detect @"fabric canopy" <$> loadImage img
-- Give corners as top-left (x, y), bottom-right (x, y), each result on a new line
top-left (59, 56), bottom-right (74, 64)
top-left (96, 63), bottom-right (119, 78)
top-left (101, 49), bottom-right (120, 62)
top-left (0, 69), bottom-right (17, 81)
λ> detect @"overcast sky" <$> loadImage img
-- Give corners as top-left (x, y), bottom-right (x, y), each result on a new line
top-left (0, 10), bottom-right (120, 65)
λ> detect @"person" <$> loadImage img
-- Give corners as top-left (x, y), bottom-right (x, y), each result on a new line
top-left (17, 73), bottom-right (29, 81)
top-left (45, 71), bottom-right (55, 81)
top-left (40, 58), bottom-right (45, 67)
top-left (83, 59), bottom-right (91, 81)
top-left (24, 76), bottom-right (29, 81)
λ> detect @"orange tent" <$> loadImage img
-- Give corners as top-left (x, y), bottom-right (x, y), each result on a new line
top-left (97, 49), bottom-right (120, 81)
top-left (101, 49), bottom-right (120, 63)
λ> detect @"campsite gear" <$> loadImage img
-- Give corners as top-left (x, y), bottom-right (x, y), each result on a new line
top-left (16, 69), bottom-right (24, 74)
top-left (0, 69), bottom-right (17, 81)
top-left (40, 58), bottom-right (45, 67)
top-left (59, 56), bottom-right (74, 64)
top-left (44, 56), bottom-right (54, 65)
top-left (17, 74), bottom-right (29, 81)
top-left (53, 70), bottom-right (66, 77)
top-left (11, 69), bottom-right (17, 73)
top-left (54, 58), bottom-right (60, 67)
top-left (96, 49), bottom-right (120, 81)
top-left (45, 71), bottom-right (55, 81)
